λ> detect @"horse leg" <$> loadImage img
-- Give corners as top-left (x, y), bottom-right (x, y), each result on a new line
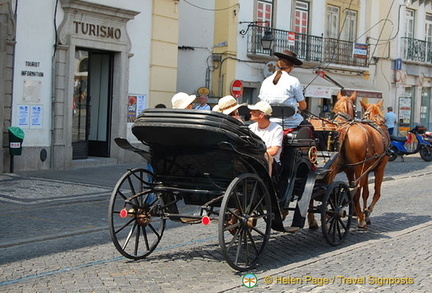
top-left (365, 163), bottom-right (387, 222)
top-left (307, 199), bottom-right (318, 229)
top-left (352, 185), bottom-right (367, 228)
top-left (352, 168), bottom-right (368, 228)
top-left (359, 174), bottom-right (371, 225)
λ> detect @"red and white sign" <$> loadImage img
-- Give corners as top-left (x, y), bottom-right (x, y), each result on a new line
top-left (231, 80), bottom-right (243, 98)
top-left (288, 32), bottom-right (295, 46)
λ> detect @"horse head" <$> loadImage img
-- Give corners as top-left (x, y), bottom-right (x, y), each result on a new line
top-left (360, 100), bottom-right (385, 125)
top-left (333, 91), bottom-right (357, 121)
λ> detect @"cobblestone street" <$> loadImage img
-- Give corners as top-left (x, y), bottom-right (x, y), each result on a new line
top-left (0, 157), bottom-right (431, 292)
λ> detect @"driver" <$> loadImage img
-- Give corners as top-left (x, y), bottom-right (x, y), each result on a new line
top-left (258, 50), bottom-right (307, 130)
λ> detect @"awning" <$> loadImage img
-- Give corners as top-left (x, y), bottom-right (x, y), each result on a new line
top-left (325, 72), bottom-right (382, 99)
top-left (294, 68), bottom-right (340, 99)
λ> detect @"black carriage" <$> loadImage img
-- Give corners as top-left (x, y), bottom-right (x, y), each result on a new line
top-left (108, 108), bottom-right (353, 271)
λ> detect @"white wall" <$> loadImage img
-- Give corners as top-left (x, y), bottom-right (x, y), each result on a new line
top-left (12, 0), bottom-right (57, 147)
top-left (11, 0), bottom-right (152, 149)
top-left (177, 0), bottom-right (215, 95)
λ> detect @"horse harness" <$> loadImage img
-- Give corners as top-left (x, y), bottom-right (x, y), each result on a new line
top-left (334, 113), bottom-right (390, 186)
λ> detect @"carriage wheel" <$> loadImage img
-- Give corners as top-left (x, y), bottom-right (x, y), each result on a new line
top-left (321, 181), bottom-right (353, 246)
top-left (219, 173), bottom-right (272, 271)
top-left (108, 168), bottom-right (165, 259)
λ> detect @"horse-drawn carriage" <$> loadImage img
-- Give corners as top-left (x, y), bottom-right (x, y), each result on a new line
top-left (108, 105), bottom-right (355, 271)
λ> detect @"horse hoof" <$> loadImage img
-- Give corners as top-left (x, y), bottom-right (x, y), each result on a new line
top-left (364, 210), bottom-right (371, 225)
top-left (357, 224), bottom-right (368, 229)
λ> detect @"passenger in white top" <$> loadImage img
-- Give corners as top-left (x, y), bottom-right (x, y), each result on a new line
top-left (248, 101), bottom-right (283, 175)
top-left (258, 50), bottom-right (307, 129)
top-left (195, 94), bottom-right (211, 110)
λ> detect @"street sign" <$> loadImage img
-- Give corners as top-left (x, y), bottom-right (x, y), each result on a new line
top-left (231, 80), bottom-right (243, 98)
top-left (288, 32), bottom-right (295, 46)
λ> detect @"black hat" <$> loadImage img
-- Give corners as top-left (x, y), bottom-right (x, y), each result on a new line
top-left (274, 50), bottom-right (303, 65)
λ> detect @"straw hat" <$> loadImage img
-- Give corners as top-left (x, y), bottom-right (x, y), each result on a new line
top-left (213, 95), bottom-right (244, 115)
top-left (247, 101), bottom-right (273, 116)
top-left (274, 50), bottom-right (303, 65)
top-left (171, 92), bottom-right (196, 109)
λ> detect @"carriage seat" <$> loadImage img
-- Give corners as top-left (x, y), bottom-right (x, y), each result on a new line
top-left (283, 124), bottom-right (315, 147)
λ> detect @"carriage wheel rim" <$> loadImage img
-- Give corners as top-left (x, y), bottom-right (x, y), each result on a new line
top-left (321, 181), bottom-right (352, 246)
top-left (218, 173), bottom-right (272, 271)
top-left (108, 168), bottom-right (166, 260)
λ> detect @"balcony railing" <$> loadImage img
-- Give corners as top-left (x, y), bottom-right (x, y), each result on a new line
top-left (323, 38), bottom-right (368, 67)
top-left (401, 37), bottom-right (432, 63)
top-left (246, 25), bottom-right (369, 67)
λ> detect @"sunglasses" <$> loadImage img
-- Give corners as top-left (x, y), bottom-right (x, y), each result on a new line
top-left (229, 110), bottom-right (240, 116)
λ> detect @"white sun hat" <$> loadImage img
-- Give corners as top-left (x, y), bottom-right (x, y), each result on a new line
top-left (212, 95), bottom-right (244, 115)
top-left (171, 92), bottom-right (196, 109)
top-left (247, 101), bottom-right (273, 116)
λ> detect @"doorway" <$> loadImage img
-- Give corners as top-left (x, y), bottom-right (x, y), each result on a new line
top-left (72, 49), bottom-right (113, 159)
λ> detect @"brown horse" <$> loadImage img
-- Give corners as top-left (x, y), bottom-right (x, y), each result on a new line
top-left (358, 99), bottom-right (390, 225)
top-left (333, 92), bottom-right (389, 228)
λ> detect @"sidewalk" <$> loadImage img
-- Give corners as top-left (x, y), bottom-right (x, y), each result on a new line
top-left (0, 154), bottom-right (431, 205)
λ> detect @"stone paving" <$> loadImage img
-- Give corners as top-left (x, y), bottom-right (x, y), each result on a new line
top-left (0, 156), bottom-right (431, 292)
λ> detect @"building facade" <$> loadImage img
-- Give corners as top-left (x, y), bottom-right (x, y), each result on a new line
top-left (1, 0), bottom-right (180, 173)
top-left (374, 0), bottom-right (432, 133)
top-left (177, 0), bottom-right (432, 132)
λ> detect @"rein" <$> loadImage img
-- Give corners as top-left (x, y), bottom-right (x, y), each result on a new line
top-left (336, 118), bottom-right (390, 187)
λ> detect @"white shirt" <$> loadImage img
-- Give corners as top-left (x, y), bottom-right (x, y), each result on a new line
top-left (249, 121), bottom-right (283, 161)
top-left (195, 104), bottom-right (211, 110)
top-left (259, 71), bottom-right (305, 128)
top-left (385, 111), bottom-right (397, 128)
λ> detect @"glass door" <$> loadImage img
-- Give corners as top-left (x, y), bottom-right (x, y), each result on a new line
top-left (72, 50), bottom-right (89, 159)
top-left (72, 49), bottom-right (113, 159)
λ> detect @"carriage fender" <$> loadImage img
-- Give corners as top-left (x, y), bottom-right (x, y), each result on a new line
top-left (297, 172), bottom-right (318, 218)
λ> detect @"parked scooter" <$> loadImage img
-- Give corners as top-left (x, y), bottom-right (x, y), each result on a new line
top-left (389, 124), bottom-right (432, 162)
top-left (424, 131), bottom-right (432, 145)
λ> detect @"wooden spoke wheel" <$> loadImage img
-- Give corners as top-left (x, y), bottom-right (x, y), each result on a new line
top-left (218, 174), bottom-right (272, 271)
top-left (108, 168), bottom-right (165, 259)
top-left (321, 181), bottom-right (353, 246)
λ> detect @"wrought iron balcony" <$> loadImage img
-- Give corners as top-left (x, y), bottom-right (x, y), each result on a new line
top-left (323, 38), bottom-right (368, 67)
top-left (245, 25), bottom-right (369, 67)
top-left (401, 37), bottom-right (432, 63)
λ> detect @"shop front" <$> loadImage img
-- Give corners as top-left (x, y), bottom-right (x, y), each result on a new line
top-left (52, 1), bottom-right (138, 168)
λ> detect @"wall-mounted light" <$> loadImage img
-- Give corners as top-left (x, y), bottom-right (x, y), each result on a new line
top-left (239, 21), bottom-right (273, 51)
top-left (261, 29), bottom-right (273, 51)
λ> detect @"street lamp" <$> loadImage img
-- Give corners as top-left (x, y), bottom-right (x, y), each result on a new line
top-left (261, 29), bottom-right (273, 51)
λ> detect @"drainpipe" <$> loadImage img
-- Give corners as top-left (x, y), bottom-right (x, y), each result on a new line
top-left (8, 0), bottom-right (19, 172)
top-left (50, 0), bottom-right (60, 169)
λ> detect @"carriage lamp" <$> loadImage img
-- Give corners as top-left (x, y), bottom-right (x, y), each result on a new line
top-left (120, 208), bottom-right (128, 218)
top-left (201, 215), bottom-right (211, 225)
top-left (261, 29), bottom-right (274, 51)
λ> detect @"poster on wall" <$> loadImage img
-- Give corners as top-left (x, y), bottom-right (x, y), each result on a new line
top-left (18, 105), bottom-right (29, 127)
top-left (127, 94), bottom-right (146, 123)
top-left (30, 105), bottom-right (43, 128)
top-left (398, 96), bottom-right (412, 134)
